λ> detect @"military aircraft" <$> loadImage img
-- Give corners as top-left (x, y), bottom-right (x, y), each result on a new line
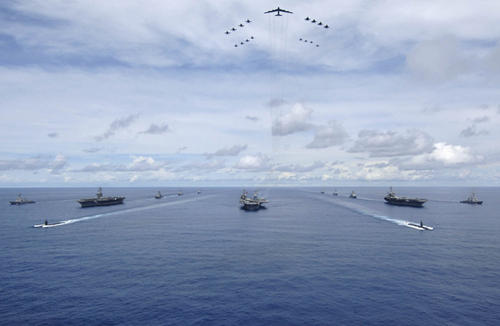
top-left (324, 25), bottom-right (329, 29)
top-left (239, 23), bottom-right (244, 27)
top-left (250, 36), bottom-right (254, 39)
top-left (246, 39), bottom-right (249, 42)
top-left (264, 7), bottom-right (293, 16)
top-left (234, 44), bottom-right (238, 47)
top-left (246, 19), bottom-right (251, 23)
top-left (316, 44), bottom-right (319, 47)
top-left (311, 19), bottom-right (317, 23)
top-left (305, 17), bottom-right (310, 21)
top-left (299, 38), bottom-right (303, 41)
top-left (231, 27), bottom-right (236, 31)
top-left (225, 31), bottom-right (230, 35)
top-left (318, 22), bottom-right (323, 26)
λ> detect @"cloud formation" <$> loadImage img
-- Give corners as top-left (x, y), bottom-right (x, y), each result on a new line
top-left (306, 121), bottom-right (348, 149)
top-left (349, 129), bottom-right (434, 157)
top-left (234, 153), bottom-right (270, 171)
top-left (460, 125), bottom-right (489, 137)
top-left (206, 144), bottom-right (247, 158)
top-left (272, 103), bottom-right (313, 136)
top-left (95, 114), bottom-right (139, 141)
top-left (139, 122), bottom-right (169, 135)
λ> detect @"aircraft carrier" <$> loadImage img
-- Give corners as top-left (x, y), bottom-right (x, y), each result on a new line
top-left (384, 188), bottom-right (427, 207)
top-left (77, 187), bottom-right (125, 208)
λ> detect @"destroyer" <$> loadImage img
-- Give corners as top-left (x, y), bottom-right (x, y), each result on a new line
top-left (240, 190), bottom-right (268, 211)
top-left (384, 187), bottom-right (426, 207)
top-left (154, 191), bottom-right (163, 199)
top-left (349, 191), bottom-right (357, 199)
top-left (77, 187), bottom-right (125, 208)
top-left (10, 194), bottom-right (35, 205)
top-left (460, 193), bottom-right (483, 205)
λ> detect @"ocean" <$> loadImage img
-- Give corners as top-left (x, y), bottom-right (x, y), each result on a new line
top-left (1, 187), bottom-right (499, 325)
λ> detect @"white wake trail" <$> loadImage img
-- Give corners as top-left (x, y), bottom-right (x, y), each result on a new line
top-left (36, 195), bottom-right (215, 228)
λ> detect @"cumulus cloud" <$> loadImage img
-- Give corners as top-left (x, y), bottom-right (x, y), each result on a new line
top-left (75, 156), bottom-right (166, 172)
top-left (472, 116), bottom-right (489, 123)
top-left (95, 114), bottom-right (139, 141)
top-left (272, 103), bottom-right (313, 136)
top-left (349, 129), bottom-right (434, 157)
top-left (205, 144), bottom-right (247, 158)
top-left (306, 121), bottom-right (348, 149)
top-left (139, 122), bottom-right (169, 135)
top-left (234, 153), bottom-right (271, 171)
top-left (47, 132), bottom-right (58, 138)
top-left (273, 161), bottom-right (325, 173)
top-left (396, 142), bottom-right (482, 170)
top-left (0, 155), bottom-right (67, 174)
top-left (460, 125), bottom-right (489, 137)
top-left (267, 98), bottom-right (287, 107)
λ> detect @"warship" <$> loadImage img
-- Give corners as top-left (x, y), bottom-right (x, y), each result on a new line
top-left (154, 191), bottom-right (163, 199)
top-left (240, 190), bottom-right (268, 211)
top-left (384, 188), bottom-right (426, 207)
top-left (460, 193), bottom-right (483, 205)
top-left (10, 194), bottom-right (35, 205)
top-left (349, 191), bottom-right (357, 199)
top-left (77, 187), bottom-right (125, 208)
top-left (333, 189), bottom-right (338, 196)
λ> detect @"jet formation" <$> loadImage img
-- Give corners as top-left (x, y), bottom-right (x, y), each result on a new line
top-left (226, 7), bottom-right (330, 50)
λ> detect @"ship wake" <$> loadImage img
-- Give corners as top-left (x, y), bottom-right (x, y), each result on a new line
top-left (35, 195), bottom-right (214, 228)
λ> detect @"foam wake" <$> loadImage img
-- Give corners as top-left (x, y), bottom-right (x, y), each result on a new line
top-left (35, 195), bottom-right (214, 228)
top-left (311, 193), bottom-right (430, 231)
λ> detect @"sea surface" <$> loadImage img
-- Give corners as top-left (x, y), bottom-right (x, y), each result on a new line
top-left (1, 187), bottom-right (499, 325)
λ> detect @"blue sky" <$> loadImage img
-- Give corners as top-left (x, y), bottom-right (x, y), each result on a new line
top-left (1, 0), bottom-right (500, 186)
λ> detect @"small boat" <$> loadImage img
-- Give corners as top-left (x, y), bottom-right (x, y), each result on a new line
top-left (460, 193), bottom-right (483, 205)
top-left (10, 194), bottom-right (35, 205)
top-left (349, 191), bottom-right (357, 199)
top-left (154, 191), bottom-right (163, 199)
top-left (407, 221), bottom-right (434, 231)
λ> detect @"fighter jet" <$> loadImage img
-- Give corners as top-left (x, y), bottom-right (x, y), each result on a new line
top-left (234, 44), bottom-right (238, 47)
top-left (311, 19), bottom-right (316, 23)
top-left (239, 24), bottom-right (244, 27)
top-left (316, 44), bottom-right (319, 47)
top-left (225, 31), bottom-right (230, 35)
top-left (231, 27), bottom-right (236, 31)
top-left (304, 40), bottom-right (308, 42)
top-left (324, 25), bottom-right (329, 29)
top-left (250, 36), bottom-right (254, 39)
top-left (305, 17), bottom-right (310, 21)
top-left (299, 38), bottom-right (303, 41)
top-left (264, 7), bottom-right (293, 16)
top-left (246, 39), bottom-right (249, 42)
top-left (246, 19), bottom-right (251, 23)
top-left (240, 42), bottom-right (244, 45)
top-left (310, 41), bottom-right (313, 43)
top-left (318, 22), bottom-right (323, 26)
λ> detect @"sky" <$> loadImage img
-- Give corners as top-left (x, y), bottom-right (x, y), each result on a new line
top-left (1, 0), bottom-right (500, 187)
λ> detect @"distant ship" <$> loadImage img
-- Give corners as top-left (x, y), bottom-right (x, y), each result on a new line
top-left (333, 189), bottom-right (338, 196)
top-left (177, 191), bottom-right (183, 196)
top-left (10, 194), bottom-right (35, 205)
top-left (77, 187), bottom-right (125, 208)
top-left (154, 191), bottom-right (163, 199)
top-left (460, 193), bottom-right (483, 205)
top-left (197, 190), bottom-right (201, 194)
top-left (240, 190), bottom-right (268, 211)
top-left (384, 187), bottom-right (426, 207)
top-left (349, 191), bottom-right (357, 199)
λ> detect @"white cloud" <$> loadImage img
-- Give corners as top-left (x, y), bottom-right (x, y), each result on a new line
top-left (272, 103), bottom-right (313, 136)
top-left (205, 144), bottom-right (247, 158)
top-left (234, 153), bottom-right (270, 171)
top-left (306, 120), bottom-right (348, 149)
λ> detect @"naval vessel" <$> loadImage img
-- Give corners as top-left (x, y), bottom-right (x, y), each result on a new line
top-left (77, 187), bottom-right (125, 208)
top-left (384, 188), bottom-right (426, 207)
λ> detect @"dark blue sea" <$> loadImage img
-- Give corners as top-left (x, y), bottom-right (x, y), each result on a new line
top-left (1, 187), bottom-right (499, 325)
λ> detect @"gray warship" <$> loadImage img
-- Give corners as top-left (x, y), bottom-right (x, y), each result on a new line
top-left (349, 191), bottom-right (357, 199)
top-left (10, 194), bottom-right (35, 205)
top-left (154, 191), bottom-right (163, 199)
top-left (384, 187), bottom-right (426, 207)
top-left (460, 193), bottom-right (483, 205)
top-left (77, 187), bottom-right (125, 208)
top-left (240, 190), bottom-right (268, 211)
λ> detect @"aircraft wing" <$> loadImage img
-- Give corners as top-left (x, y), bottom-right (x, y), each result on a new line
top-left (280, 9), bottom-right (293, 14)
top-left (264, 8), bottom-right (279, 14)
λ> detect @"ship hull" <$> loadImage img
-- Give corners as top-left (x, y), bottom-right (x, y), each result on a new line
top-left (10, 201), bottom-right (35, 205)
top-left (78, 197), bottom-right (125, 208)
top-left (460, 200), bottom-right (483, 205)
top-left (384, 198), bottom-right (425, 207)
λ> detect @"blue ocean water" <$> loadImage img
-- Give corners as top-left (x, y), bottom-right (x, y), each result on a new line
top-left (1, 187), bottom-right (499, 325)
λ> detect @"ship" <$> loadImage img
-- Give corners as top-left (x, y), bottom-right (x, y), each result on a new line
top-left (384, 187), bottom-right (426, 207)
top-left (349, 191), bottom-right (357, 199)
top-left (460, 193), bottom-right (483, 205)
top-left (240, 190), bottom-right (268, 211)
top-left (154, 191), bottom-right (163, 199)
top-left (77, 187), bottom-right (125, 208)
top-left (10, 194), bottom-right (35, 205)
top-left (177, 191), bottom-right (183, 196)
top-left (333, 189), bottom-right (338, 196)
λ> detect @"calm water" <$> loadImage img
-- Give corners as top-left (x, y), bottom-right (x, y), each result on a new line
top-left (1, 187), bottom-right (499, 325)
